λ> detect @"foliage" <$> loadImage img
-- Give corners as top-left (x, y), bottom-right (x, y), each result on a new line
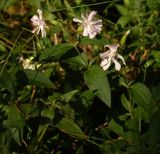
top-left (0, 0), bottom-right (160, 153)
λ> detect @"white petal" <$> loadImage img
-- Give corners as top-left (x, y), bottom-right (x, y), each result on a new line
top-left (73, 18), bottom-right (82, 23)
top-left (117, 54), bottom-right (126, 65)
top-left (87, 25), bottom-right (98, 39)
top-left (105, 44), bottom-right (120, 53)
top-left (83, 27), bottom-right (89, 37)
top-left (99, 52), bottom-right (108, 59)
top-left (88, 11), bottom-right (97, 22)
top-left (40, 26), bottom-right (46, 37)
top-left (112, 58), bottom-right (121, 71)
top-left (89, 32), bottom-right (96, 39)
top-left (92, 20), bottom-right (102, 31)
top-left (31, 26), bottom-right (39, 33)
top-left (81, 13), bottom-right (87, 21)
top-left (37, 9), bottom-right (43, 20)
top-left (100, 59), bottom-right (109, 66)
top-left (36, 27), bottom-right (41, 35)
top-left (31, 15), bottom-right (40, 25)
top-left (101, 59), bottom-right (112, 71)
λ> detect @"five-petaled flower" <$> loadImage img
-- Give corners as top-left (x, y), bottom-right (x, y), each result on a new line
top-left (31, 9), bottom-right (47, 38)
top-left (73, 11), bottom-right (102, 39)
top-left (100, 44), bottom-right (126, 71)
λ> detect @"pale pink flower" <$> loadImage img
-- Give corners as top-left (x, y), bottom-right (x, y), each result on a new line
top-left (31, 9), bottom-right (47, 37)
top-left (100, 44), bottom-right (126, 71)
top-left (73, 11), bottom-right (102, 39)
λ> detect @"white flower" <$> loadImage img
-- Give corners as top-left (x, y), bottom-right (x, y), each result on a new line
top-left (73, 11), bottom-right (102, 39)
top-left (100, 44), bottom-right (126, 71)
top-left (20, 56), bottom-right (41, 70)
top-left (31, 9), bottom-right (47, 38)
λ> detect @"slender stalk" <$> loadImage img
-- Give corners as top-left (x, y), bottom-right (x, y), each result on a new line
top-left (0, 30), bottom-right (23, 77)
top-left (51, 0), bottom-right (120, 12)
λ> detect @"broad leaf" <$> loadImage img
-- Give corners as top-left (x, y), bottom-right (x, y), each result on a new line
top-left (39, 43), bottom-right (74, 61)
top-left (24, 69), bottom-right (56, 89)
top-left (61, 90), bottom-right (79, 103)
top-left (64, 52), bottom-right (88, 68)
top-left (129, 82), bottom-right (151, 109)
top-left (0, 68), bottom-right (15, 95)
top-left (117, 15), bottom-right (132, 28)
top-left (56, 117), bottom-right (85, 139)
top-left (84, 65), bottom-right (111, 107)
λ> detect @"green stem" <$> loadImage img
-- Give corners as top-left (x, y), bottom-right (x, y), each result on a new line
top-left (51, 0), bottom-right (120, 12)
top-left (0, 30), bottom-right (23, 77)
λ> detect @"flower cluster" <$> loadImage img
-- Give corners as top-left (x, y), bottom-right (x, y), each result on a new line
top-left (30, 9), bottom-right (126, 71)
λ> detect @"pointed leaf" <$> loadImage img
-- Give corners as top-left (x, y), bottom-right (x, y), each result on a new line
top-left (39, 43), bottom-right (74, 61)
top-left (84, 65), bottom-right (111, 107)
top-left (129, 82), bottom-right (151, 109)
top-left (56, 117), bottom-right (85, 139)
top-left (24, 69), bottom-right (56, 89)
top-left (61, 90), bottom-right (79, 103)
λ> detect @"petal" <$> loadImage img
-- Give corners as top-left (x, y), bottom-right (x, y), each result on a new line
top-left (88, 11), bottom-right (97, 22)
top-left (83, 27), bottom-right (89, 37)
top-left (40, 26), bottom-right (46, 37)
top-left (89, 32), bottom-right (96, 39)
top-left (32, 26), bottom-right (39, 33)
top-left (31, 15), bottom-right (40, 25)
top-left (117, 54), bottom-right (126, 65)
top-left (37, 9), bottom-right (43, 20)
top-left (36, 27), bottom-right (41, 35)
top-left (92, 19), bottom-right (102, 30)
top-left (112, 58), bottom-right (121, 71)
top-left (100, 59), bottom-right (112, 71)
top-left (99, 51), bottom-right (109, 59)
top-left (81, 13), bottom-right (87, 21)
top-left (100, 59), bottom-right (109, 66)
top-left (73, 18), bottom-right (82, 23)
top-left (105, 44), bottom-right (120, 53)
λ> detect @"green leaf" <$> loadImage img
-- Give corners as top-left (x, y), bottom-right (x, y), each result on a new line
top-left (4, 105), bottom-right (24, 128)
top-left (64, 52), bottom-right (88, 68)
top-left (84, 65), bottom-right (111, 107)
top-left (0, 68), bottom-right (15, 95)
top-left (117, 15), bottom-right (132, 28)
top-left (61, 90), bottom-right (79, 103)
top-left (121, 94), bottom-right (132, 113)
top-left (108, 119), bottom-right (124, 136)
top-left (120, 30), bottom-right (130, 46)
top-left (0, 43), bottom-right (6, 51)
top-left (24, 69), bottom-right (56, 89)
top-left (56, 117), bottom-right (85, 139)
top-left (147, 0), bottom-right (160, 10)
top-left (39, 43), bottom-right (74, 61)
top-left (148, 110), bottom-right (160, 143)
top-left (2, 0), bottom-right (17, 9)
top-left (129, 82), bottom-right (151, 109)
top-left (116, 4), bottom-right (129, 16)
top-left (4, 105), bottom-right (24, 145)
top-left (28, 0), bottom-right (41, 8)
top-left (80, 90), bottom-right (95, 109)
